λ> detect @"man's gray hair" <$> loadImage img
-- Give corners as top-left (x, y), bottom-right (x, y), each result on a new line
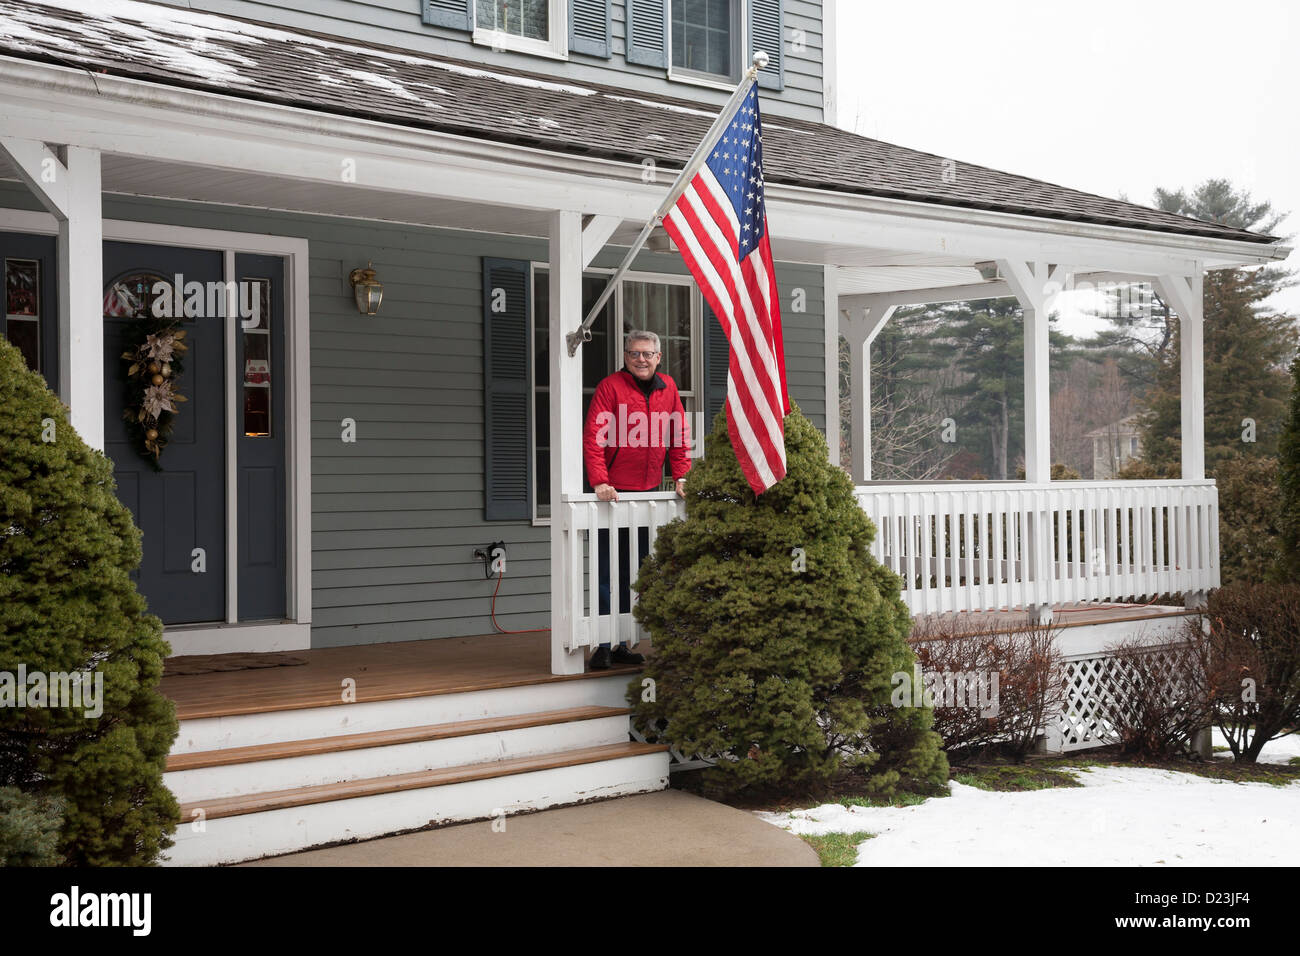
top-left (624, 329), bottom-right (660, 353)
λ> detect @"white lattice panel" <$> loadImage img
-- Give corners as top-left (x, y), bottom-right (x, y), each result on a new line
top-left (1054, 645), bottom-right (1197, 752)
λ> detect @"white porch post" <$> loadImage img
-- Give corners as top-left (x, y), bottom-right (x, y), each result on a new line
top-left (841, 299), bottom-right (896, 484)
top-left (1155, 267), bottom-right (1208, 610)
top-left (550, 210), bottom-right (586, 675)
top-left (1000, 259), bottom-right (1068, 484)
top-left (1001, 260), bottom-right (1070, 623)
top-left (0, 140), bottom-right (103, 449)
top-left (823, 265), bottom-right (840, 467)
top-left (1154, 269), bottom-right (1206, 482)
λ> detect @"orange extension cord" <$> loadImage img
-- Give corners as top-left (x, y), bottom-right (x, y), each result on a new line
top-left (489, 568), bottom-right (551, 634)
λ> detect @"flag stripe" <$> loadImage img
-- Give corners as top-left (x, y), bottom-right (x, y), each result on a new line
top-left (664, 208), bottom-right (778, 479)
top-left (660, 79), bottom-right (788, 495)
top-left (674, 185), bottom-right (784, 449)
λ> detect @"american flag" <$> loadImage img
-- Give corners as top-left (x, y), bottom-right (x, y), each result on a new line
top-left (662, 81), bottom-right (790, 496)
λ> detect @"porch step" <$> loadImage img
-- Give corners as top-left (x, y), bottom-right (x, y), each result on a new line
top-left (166, 705), bottom-right (629, 771)
top-left (171, 672), bottom-right (636, 754)
top-left (163, 741), bottom-right (670, 866)
top-left (179, 741), bottom-right (668, 821)
top-left (163, 703), bottom-right (635, 802)
top-left (161, 667), bottom-right (671, 865)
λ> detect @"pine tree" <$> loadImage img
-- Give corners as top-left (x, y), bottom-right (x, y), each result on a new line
top-left (1133, 181), bottom-right (1298, 474)
top-left (1279, 357), bottom-right (1300, 579)
top-left (0, 336), bottom-right (180, 865)
top-left (933, 299), bottom-right (1074, 479)
top-left (630, 403), bottom-right (948, 797)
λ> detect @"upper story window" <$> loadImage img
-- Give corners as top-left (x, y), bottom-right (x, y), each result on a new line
top-left (670, 0), bottom-right (738, 80)
top-left (473, 0), bottom-right (568, 59)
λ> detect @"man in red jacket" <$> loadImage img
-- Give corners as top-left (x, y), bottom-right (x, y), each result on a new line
top-left (583, 329), bottom-right (691, 669)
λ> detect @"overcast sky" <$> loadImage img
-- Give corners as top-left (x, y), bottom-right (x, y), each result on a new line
top-left (834, 0), bottom-right (1299, 339)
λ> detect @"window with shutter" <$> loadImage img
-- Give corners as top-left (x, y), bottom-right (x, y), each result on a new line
top-left (570, 0), bottom-right (611, 57)
top-left (702, 301), bottom-right (730, 428)
top-left (670, 0), bottom-right (737, 79)
top-left (748, 0), bottom-right (784, 90)
top-left (626, 0), bottom-right (669, 67)
top-left (471, 0), bottom-right (570, 57)
top-left (484, 258), bottom-right (533, 521)
top-left (422, 0), bottom-right (475, 31)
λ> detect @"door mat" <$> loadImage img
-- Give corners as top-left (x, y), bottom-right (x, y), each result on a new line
top-left (165, 652), bottom-right (309, 676)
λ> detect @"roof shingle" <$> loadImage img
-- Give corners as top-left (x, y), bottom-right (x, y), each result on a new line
top-left (0, 0), bottom-right (1274, 245)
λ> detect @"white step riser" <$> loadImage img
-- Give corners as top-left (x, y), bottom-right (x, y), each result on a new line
top-left (165, 715), bottom-right (631, 803)
top-left (162, 753), bottom-right (670, 866)
top-left (173, 675), bottom-right (634, 755)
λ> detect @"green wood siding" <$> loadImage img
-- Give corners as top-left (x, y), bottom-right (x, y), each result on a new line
top-left (0, 185), bottom-right (826, 648)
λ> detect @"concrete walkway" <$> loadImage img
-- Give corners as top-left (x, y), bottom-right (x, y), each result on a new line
top-left (239, 790), bottom-right (819, 867)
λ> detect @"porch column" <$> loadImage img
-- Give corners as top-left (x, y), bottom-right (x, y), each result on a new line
top-left (1154, 269), bottom-right (1206, 481)
top-left (1001, 260), bottom-right (1071, 623)
top-left (1000, 260), bottom-right (1070, 484)
top-left (1155, 268), bottom-right (1208, 610)
top-left (549, 210), bottom-right (586, 675)
top-left (823, 266), bottom-right (840, 467)
top-left (840, 298), bottom-right (896, 484)
top-left (0, 140), bottom-right (103, 449)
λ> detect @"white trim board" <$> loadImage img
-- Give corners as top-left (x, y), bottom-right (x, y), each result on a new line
top-left (0, 209), bottom-right (312, 656)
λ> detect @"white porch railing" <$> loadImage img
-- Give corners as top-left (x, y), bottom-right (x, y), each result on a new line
top-left (556, 480), bottom-right (1219, 656)
top-left (559, 492), bottom-right (686, 651)
top-left (854, 479), bottom-right (1220, 615)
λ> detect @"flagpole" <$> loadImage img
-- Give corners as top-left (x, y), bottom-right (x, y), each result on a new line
top-left (565, 51), bottom-right (770, 357)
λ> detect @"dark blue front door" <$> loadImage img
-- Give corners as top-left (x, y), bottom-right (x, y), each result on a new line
top-left (103, 241), bottom-right (226, 625)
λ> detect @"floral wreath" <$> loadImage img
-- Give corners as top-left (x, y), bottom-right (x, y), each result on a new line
top-left (110, 278), bottom-right (188, 467)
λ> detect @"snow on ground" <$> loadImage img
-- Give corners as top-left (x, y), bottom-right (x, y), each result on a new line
top-left (758, 735), bottom-right (1300, 866)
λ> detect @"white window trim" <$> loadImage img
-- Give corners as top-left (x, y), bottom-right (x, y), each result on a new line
top-left (667, 0), bottom-right (746, 88)
top-left (472, 0), bottom-right (569, 60)
top-left (529, 266), bottom-right (702, 526)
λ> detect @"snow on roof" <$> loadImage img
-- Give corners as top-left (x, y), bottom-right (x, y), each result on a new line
top-left (0, 0), bottom-right (1276, 245)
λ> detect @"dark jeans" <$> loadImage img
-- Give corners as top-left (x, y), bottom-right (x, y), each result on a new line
top-left (597, 526), bottom-right (651, 647)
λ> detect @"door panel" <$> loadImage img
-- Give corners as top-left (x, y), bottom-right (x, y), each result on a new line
top-left (103, 241), bottom-right (225, 625)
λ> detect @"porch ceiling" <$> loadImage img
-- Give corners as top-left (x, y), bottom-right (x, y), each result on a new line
top-left (0, 152), bottom-right (559, 240)
top-left (0, 152), bottom-right (993, 292)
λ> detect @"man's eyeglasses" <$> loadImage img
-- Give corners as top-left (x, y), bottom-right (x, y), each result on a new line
top-left (625, 350), bottom-right (660, 359)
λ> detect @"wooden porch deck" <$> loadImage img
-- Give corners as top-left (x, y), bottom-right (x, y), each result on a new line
top-left (161, 633), bottom-right (639, 721)
top-left (162, 602), bottom-right (1195, 720)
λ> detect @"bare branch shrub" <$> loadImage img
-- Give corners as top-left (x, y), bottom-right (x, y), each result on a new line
top-left (1200, 582), bottom-right (1300, 763)
top-left (909, 617), bottom-right (1066, 763)
top-left (1100, 635), bottom-right (1212, 758)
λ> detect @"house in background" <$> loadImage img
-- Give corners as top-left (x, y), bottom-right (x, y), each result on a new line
top-left (1088, 414), bottom-right (1143, 479)
top-left (0, 0), bottom-right (1288, 865)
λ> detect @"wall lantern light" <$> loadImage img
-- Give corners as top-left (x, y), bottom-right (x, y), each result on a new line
top-left (349, 262), bottom-right (383, 315)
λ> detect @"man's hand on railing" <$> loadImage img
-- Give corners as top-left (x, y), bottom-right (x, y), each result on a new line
top-left (675, 477), bottom-right (687, 499)
top-left (595, 483), bottom-right (619, 502)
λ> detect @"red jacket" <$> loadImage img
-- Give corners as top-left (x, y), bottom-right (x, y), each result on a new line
top-left (584, 370), bottom-right (691, 491)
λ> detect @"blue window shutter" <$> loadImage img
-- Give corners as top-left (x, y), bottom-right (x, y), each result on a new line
top-left (570, 0), bottom-right (611, 57)
top-left (483, 258), bottom-right (532, 521)
top-left (423, 0), bottom-right (474, 31)
top-left (626, 0), bottom-right (668, 67)
top-left (703, 302), bottom-right (730, 429)
top-left (749, 0), bottom-right (784, 90)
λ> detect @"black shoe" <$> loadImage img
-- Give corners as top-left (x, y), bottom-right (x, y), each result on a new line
top-left (589, 646), bottom-right (611, 670)
top-left (610, 645), bottom-right (644, 666)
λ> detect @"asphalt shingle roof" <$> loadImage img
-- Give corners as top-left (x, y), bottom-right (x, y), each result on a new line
top-left (0, 0), bottom-right (1275, 245)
